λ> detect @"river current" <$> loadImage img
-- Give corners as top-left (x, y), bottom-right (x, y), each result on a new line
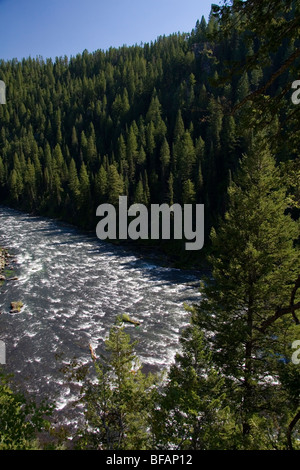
top-left (0, 206), bottom-right (201, 426)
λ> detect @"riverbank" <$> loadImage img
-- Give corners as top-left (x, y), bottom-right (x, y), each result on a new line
top-left (107, 237), bottom-right (210, 271)
top-left (0, 247), bottom-right (9, 280)
top-left (0, 245), bottom-right (18, 286)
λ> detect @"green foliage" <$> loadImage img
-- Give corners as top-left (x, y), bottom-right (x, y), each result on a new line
top-left (212, 0), bottom-right (300, 155)
top-left (189, 131), bottom-right (300, 449)
top-left (68, 317), bottom-right (161, 450)
top-left (0, 371), bottom-right (53, 450)
top-left (152, 325), bottom-right (238, 450)
top-left (0, 1), bottom-right (299, 450)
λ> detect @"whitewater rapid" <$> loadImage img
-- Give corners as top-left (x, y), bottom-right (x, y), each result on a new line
top-left (0, 206), bottom-right (201, 425)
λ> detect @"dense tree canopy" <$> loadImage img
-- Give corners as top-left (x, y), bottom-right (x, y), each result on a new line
top-left (0, 1), bottom-right (299, 451)
top-left (0, 4), bottom-right (297, 254)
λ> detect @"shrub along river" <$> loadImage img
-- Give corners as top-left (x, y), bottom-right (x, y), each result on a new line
top-left (0, 206), bottom-right (201, 426)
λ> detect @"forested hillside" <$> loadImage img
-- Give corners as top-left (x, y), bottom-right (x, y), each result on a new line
top-left (0, 8), bottom-right (298, 255)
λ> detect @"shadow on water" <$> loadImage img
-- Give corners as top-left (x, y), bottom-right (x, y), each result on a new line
top-left (1, 206), bottom-right (203, 286)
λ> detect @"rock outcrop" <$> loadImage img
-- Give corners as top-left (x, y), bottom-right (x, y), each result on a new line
top-left (10, 301), bottom-right (24, 313)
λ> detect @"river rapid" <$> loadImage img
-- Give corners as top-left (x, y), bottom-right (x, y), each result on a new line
top-left (0, 206), bottom-right (201, 427)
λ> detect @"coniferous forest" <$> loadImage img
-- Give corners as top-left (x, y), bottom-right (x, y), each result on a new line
top-left (0, 0), bottom-right (299, 451)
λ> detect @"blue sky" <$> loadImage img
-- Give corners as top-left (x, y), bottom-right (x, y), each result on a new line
top-left (0, 0), bottom-right (214, 61)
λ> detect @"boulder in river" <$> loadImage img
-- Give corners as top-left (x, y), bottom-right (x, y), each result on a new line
top-left (121, 313), bottom-right (141, 326)
top-left (10, 301), bottom-right (23, 313)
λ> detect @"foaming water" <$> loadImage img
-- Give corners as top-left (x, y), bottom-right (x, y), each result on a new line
top-left (0, 207), bottom-right (201, 425)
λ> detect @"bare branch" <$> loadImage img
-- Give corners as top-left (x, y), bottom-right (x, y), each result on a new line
top-left (231, 48), bottom-right (300, 115)
top-left (287, 409), bottom-right (300, 451)
top-left (258, 275), bottom-right (300, 333)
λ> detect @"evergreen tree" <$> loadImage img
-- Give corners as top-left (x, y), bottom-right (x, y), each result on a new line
top-left (167, 172), bottom-right (174, 206)
top-left (8, 169), bottom-right (21, 204)
top-left (189, 132), bottom-right (300, 449)
top-left (134, 177), bottom-right (146, 205)
top-left (107, 164), bottom-right (124, 206)
top-left (24, 159), bottom-right (37, 209)
top-left (236, 72), bottom-right (250, 104)
top-left (182, 179), bottom-right (196, 204)
top-left (68, 158), bottom-right (80, 205)
top-left (160, 137), bottom-right (170, 177)
top-left (72, 317), bottom-right (159, 450)
top-left (153, 325), bottom-right (236, 450)
top-left (0, 371), bottom-right (54, 450)
top-left (79, 162), bottom-right (92, 226)
top-left (94, 165), bottom-right (108, 204)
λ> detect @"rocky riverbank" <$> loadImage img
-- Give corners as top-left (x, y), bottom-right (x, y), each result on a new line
top-left (0, 247), bottom-right (18, 283)
top-left (0, 247), bottom-right (9, 280)
top-left (0, 246), bottom-right (22, 314)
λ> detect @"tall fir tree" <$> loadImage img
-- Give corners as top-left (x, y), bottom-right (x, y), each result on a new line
top-left (188, 131), bottom-right (300, 449)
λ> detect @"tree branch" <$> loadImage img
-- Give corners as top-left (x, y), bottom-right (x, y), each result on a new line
top-left (231, 48), bottom-right (300, 115)
top-left (258, 275), bottom-right (300, 333)
top-left (287, 409), bottom-right (300, 451)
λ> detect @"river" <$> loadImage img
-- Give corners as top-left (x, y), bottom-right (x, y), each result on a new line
top-left (0, 206), bottom-right (201, 427)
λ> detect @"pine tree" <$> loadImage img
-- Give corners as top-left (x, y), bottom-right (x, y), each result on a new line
top-left (236, 72), bottom-right (250, 104)
top-left (137, 145), bottom-right (146, 167)
top-left (73, 317), bottom-right (159, 450)
top-left (146, 122), bottom-right (156, 162)
top-left (173, 109), bottom-right (185, 141)
top-left (182, 179), bottom-right (196, 204)
top-left (134, 177), bottom-right (146, 205)
top-left (68, 158), bottom-right (80, 209)
top-left (94, 165), bottom-right (108, 204)
top-left (146, 95), bottom-right (162, 125)
top-left (152, 325), bottom-right (236, 450)
top-left (24, 159), bottom-right (37, 209)
top-left (0, 371), bottom-right (53, 450)
top-left (126, 125), bottom-right (138, 182)
top-left (79, 162), bottom-right (92, 227)
top-left (167, 172), bottom-right (174, 206)
top-left (107, 164), bottom-right (124, 206)
top-left (86, 134), bottom-right (97, 170)
top-left (160, 137), bottom-right (170, 176)
top-left (8, 169), bottom-right (21, 204)
top-left (189, 132), bottom-right (300, 449)
top-left (71, 126), bottom-right (78, 153)
top-left (175, 130), bottom-right (196, 182)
